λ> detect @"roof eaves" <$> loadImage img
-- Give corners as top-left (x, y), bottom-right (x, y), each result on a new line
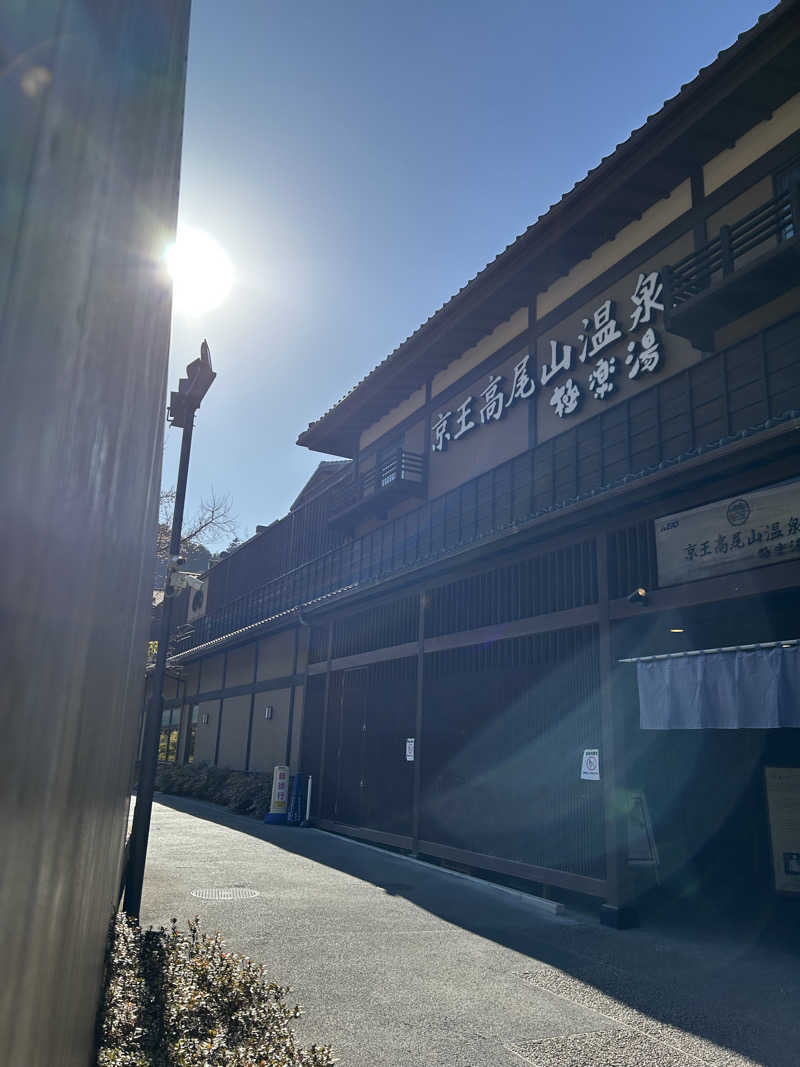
top-left (297, 1), bottom-right (796, 453)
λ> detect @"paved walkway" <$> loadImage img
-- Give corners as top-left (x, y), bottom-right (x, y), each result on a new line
top-left (141, 795), bottom-right (800, 1067)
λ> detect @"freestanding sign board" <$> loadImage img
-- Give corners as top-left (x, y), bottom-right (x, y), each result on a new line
top-left (655, 479), bottom-right (800, 587)
top-left (266, 764), bottom-right (290, 823)
top-left (765, 766), bottom-right (800, 895)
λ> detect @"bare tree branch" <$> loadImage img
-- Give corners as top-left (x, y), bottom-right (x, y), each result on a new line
top-left (156, 488), bottom-right (238, 564)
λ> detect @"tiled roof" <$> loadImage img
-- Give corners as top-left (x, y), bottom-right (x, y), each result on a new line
top-left (167, 585), bottom-right (355, 664)
top-left (299, 1), bottom-right (792, 445)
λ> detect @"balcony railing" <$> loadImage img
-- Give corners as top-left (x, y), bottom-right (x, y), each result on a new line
top-left (328, 448), bottom-right (426, 528)
top-left (171, 312), bottom-right (800, 659)
top-left (663, 183), bottom-right (800, 344)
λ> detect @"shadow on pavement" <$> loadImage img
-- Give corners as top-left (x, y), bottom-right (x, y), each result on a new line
top-left (152, 792), bottom-right (800, 1067)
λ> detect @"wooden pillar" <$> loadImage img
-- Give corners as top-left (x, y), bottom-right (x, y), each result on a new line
top-left (284, 625), bottom-right (301, 766)
top-left (412, 589), bottom-right (426, 853)
top-left (597, 532), bottom-right (637, 928)
top-left (316, 623), bottom-right (335, 819)
top-left (177, 677), bottom-right (189, 764)
top-left (213, 651), bottom-right (228, 766)
top-left (244, 641), bottom-right (260, 771)
top-left (690, 167), bottom-right (707, 250)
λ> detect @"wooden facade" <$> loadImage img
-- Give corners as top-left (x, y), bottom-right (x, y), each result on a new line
top-left (164, 6), bottom-right (800, 923)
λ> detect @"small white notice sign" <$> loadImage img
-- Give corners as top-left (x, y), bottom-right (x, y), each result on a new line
top-left (580, 748), bottom-right (600, 781)
top-left (405, 737), bottom-right (415, 762)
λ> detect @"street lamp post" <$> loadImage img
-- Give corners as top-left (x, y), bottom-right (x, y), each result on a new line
top-left (124, 340), bottom-right (216, 920)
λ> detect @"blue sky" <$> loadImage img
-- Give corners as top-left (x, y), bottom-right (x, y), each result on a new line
top-left (165, 0), bottom-right (773, 546)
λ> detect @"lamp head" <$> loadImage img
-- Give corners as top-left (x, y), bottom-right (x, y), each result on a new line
top-left (168, 339), bottom-right (216, 426)
top-left (628, 587), bottom-right (649, 605)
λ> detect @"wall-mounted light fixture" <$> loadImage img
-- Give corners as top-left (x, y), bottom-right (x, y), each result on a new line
top-left (627, 587), bottom-right (649, 605)
top-left (669, 628), bottom-right (684, 634)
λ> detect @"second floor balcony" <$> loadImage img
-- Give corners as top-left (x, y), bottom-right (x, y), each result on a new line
top-left (328, 448), bottom-right (426, 530)
top-left (663, 182), bottom-right (800, 347)
top-left (171, 307), bottom-right (800, 659)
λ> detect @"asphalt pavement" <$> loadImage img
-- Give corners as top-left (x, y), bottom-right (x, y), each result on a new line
top-left (140, 795), bottom-right (800, 1067)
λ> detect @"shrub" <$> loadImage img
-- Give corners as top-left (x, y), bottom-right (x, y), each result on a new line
top-left (221, 772), bottom-right (274, 818)
top-left (155, 763), bottom-right (273, 820)
top-left (96, 914), bottom-right (334, 1066)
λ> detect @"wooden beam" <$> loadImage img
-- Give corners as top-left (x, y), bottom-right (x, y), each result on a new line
top-left (306, 640), bottom-right (418, 675)
top-left (423, 604), bottom-right (599, 655)
top-left (316, 819), bottom-right (414, 852)
top-left (610, 558), bottom-right (800, 620)
top-left (416, 839), bottom-right (607, 897)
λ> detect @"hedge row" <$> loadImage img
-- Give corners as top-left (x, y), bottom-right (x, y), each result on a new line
top-left (96, 914), bottom-right (334, 1066)
top-left (155, 763), bottom-right (273, 820)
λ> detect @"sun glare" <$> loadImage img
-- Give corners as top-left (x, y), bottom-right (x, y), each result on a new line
top-left (165, 226), bottom-right (233, 315)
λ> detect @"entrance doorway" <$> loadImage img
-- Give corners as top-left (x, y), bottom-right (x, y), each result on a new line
top-left (322, 659), bottom-right (417, 837)
top-left (615, 591), bottom-right (800, 917)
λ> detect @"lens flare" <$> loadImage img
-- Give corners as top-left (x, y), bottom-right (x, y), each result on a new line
top-left (165, 227), bottom-right (233, 315)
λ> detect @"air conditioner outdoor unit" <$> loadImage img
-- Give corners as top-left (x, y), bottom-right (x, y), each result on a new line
top-left (186, 579), bottom-right (208, 623)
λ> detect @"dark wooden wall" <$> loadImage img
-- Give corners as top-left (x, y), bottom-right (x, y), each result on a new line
top-left (186, 312), bottom-right (800, 653)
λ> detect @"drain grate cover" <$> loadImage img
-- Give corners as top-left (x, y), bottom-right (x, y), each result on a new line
top-left (190, 887), bottom-right (260, 901)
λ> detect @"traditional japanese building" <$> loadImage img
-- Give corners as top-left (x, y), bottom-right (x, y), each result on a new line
top-left (164, 2), bottom-right (800, 925)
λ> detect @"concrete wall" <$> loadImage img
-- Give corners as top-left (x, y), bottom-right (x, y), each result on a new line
top-left (225, 645), bottom-right (256, 689)
top-left (201, 652), bottom-right (225, 692)
top-left (360, 386), bottom-right (426, 450)
top-left (0, 4), bottom-right (191, 1066)
top-left (181, 663), bottom-right (202, 699)
top-left (536, 181), bottom-right (692, 319)
top-left (431, 308), bottom-right (529, 398)
top-left (715, 287), bottom-right (800, 352)
top-left (163, 674), bottom-right (181, 702)
top-left (217, 694), bottom-right (252, 770)
top-left (176, 627), bottom-right (309, 773)
top-left (257, 630), bottom-right (298, 680)
top-left (193, 701), bottom-right (221, 765)
top-left (702, 90), bottom-right (800, 195)
top-left (248, 687), bottom-right (294, 773)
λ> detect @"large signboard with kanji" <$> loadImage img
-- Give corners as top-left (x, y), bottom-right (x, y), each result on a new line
top-left (425, 237), bottom-right (703, 492)
top-left (534, 237), bottom-right (699, 443)
top-left (655, 479), bottom-right (800, 587)
top-left (426, 341), bottom-right (534, 499)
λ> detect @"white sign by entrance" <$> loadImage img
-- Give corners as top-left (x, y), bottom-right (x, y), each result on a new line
top-left (655, 479), bottom-right (800, 587)
top-left (405, 737), bottom-right (415, 762)
top-left (580, 748), bottom-right (600, 781)
top-left (270, 765), bottom-right (289, 814)
top-left (765, 766), bottom-right (800, 895)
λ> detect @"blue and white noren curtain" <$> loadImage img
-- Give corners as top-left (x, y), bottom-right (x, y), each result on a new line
top-left (636, 646), bottom-right (800, 729)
